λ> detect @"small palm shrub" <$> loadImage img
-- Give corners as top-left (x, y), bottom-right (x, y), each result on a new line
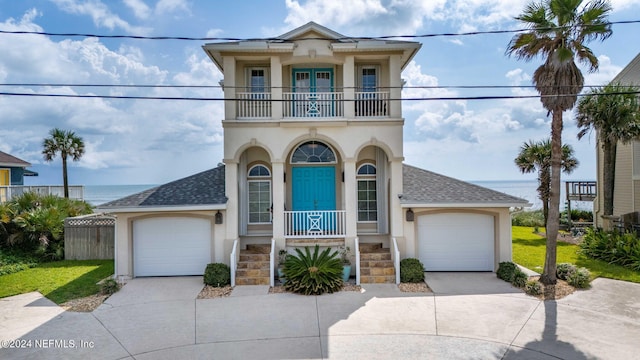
top-left (511, 268), bottom-right (528, 287)
top-left (283, 245), bottom-right (343, 295)
top-left (567, 267), bottom-right (591, 289)
top-left (556, 263), bottom-right (577, 280)
top-left (525, 280), bottom-right (542, 296)
top-left (400, 258), bottom-right (425, 283)
top-left (580, 228), bottom-right (640, 271)
top-left (204, 263), bottom-right (231, 287)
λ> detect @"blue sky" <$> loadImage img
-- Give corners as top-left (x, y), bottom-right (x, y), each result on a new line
top-left (1, 0), bottom-right (639, 186)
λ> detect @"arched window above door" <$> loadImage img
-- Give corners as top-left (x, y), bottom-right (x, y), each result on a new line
top-left (291, 141), bottom-right (336, 164)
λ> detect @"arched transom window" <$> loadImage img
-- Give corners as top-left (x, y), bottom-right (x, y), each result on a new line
top-left (291, 141), bottom-right (336, 164)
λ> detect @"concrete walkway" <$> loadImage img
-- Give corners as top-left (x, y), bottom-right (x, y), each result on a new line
top-left (1, 274), bottom-right (639, 359)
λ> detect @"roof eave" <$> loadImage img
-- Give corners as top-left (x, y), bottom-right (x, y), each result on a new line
top-left (400, 202), bottom-right (532, 208)
top-left (94, 204), bottom-right (227, 213)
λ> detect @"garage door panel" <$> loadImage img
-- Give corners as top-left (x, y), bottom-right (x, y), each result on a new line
top-left (418, 213), bottom-right (494, 271)
top-left (134, 217), bottom-right (211, 277)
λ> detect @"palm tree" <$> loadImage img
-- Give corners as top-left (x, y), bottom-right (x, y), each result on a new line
top-left (515, 139), bottom-right (579, 227)
top-left (576, 83), bottom-right (640, 222)
top-left (507, 0), bottom-right (612, 284)
top-left (42, 128), bottom-right (85, 198)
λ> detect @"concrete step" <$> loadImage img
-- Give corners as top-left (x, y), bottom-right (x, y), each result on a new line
top-left (236, 268), bottom-right (270, 278)
top-left (360, 252), bottom-right (392, 261)
top-left (237, 260), bottom-right (271, 269)
top-left (235, 277), bottom-right (270, 286)
top-left (360, 275), bottom-right (396, 284)
top-left (360, 259), bottom-right (394, 268)
top-left (360, 266), bottom-right (395, 276)
top-left (359, 243), bottom-right (383, 252)
top-left (239, 252), bottom-right (270, 262)
top-left (245, 244), bottom-right (272, 254)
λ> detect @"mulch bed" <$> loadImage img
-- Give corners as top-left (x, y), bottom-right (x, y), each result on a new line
top-left (528, 276), bottom-right (576, 300)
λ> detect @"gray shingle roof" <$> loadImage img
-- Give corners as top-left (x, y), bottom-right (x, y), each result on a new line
top-left (98, 165), bottom-right (227, 209)
top-left (0, 151), bottom-right (30, 167)
top-left (402, 164), bottom-right (528, 206)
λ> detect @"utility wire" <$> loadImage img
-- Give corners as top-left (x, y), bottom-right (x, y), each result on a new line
top-left (0, 20), bottom-right (637, 41)
top-left (1, 90), bottom-right (638, 102)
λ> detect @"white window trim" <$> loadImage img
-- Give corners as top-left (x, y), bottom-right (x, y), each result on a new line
top-left (247, 179), bottom-right (272, 225)
top-left (357, 162), bottom-right (377, 223)
top-left (357, 65), bottom-right (379, 91)
top-left (246, 66), bottom-right (270, 93)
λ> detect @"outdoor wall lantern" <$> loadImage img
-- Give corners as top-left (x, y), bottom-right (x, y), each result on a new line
top-left (406, 208), bottom-right (414, 222)
top-left (215, 211), bottom-right (223, 224)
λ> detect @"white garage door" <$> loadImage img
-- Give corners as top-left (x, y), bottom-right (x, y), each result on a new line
top-left (133, 217), bottom-right (211, 277)
top-left (418, 213), bottom-right (494, 271)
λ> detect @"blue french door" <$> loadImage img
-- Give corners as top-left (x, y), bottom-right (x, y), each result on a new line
top-left (292, 166), bottom-right (335, 211)
top-left (292, 69), bottom-right (333, 117)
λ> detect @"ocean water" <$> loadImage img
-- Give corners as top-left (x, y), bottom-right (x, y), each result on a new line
top-left (85, 180), bottom-right (594, 210)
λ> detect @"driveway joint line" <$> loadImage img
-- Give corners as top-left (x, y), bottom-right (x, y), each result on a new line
top-left (90, 311), bottom-right (133, 358)
top-left (500, 299), bottom-right (543, 360)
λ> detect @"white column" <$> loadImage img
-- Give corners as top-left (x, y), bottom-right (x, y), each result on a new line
top-left (343, 55), bottom-right (355, 118)
top-left (389, 55), bottom-right (402, 118)
top-left (224, 161), bottom-right (239, 242)
top-left (344, 159), bottom-right (357, 239)
top-left (223, 56), bottom-right (236, 120)
top-left (389, 159), bottom-right (404, 238)
top-left (271, 56), bottom-right (283, 120)
top-left (271, 161), bottom-right (285, 249)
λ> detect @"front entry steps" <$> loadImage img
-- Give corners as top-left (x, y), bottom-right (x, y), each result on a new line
top-left (236, 244), bottom-right (271, 286)
top-left (359, 243), bottom-right (395, 283)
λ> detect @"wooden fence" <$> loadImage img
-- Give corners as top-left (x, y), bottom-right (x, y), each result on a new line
top-left (64, 215), bottom-right (115, 260)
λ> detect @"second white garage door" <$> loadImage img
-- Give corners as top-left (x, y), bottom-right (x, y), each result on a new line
top-left (133, 217), bottom-right (212, 277)
top-left (417, 213), bottom-right (494, 271)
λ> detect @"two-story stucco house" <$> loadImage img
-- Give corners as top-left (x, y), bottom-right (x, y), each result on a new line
top-left (98, 23), bottom-right (528, 284)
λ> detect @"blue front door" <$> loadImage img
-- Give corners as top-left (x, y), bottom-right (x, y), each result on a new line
top-left (292, 166), bottom-right (336, 211)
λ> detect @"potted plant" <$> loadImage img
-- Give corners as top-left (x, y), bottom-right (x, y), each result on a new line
top-left (277, 249), bottom-right (288, 283)
top-left (339, 246), bottom-right (352, 282)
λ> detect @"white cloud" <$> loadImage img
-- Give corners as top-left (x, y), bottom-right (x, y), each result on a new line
top-left (155, 0), bottom-right (191, 15)
top-left (123, 0), bottom-right (151, 19)
top-left (50, 0), bottom-right (151, 34)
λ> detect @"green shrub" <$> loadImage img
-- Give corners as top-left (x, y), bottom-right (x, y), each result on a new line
top-left (556, 263), bottom-right (577, 280)
top-left (100, 278), bottom-right (120, 295)
top-left (400, 258), bottom-right (425, 283)
top-left (283, 245), bottom-right (343, 295)
top-left (511, 210), bottom-right (545, 227)
top-left (525, 280), bottom-right (542, 296)
top-left (567, 267), bottom-right (591, 289)
top-left (0, 248), bottom-right (38, 275)
top-left (580, 228), bottom-right (640, 271)
top-left (511, 268), bottom-right (528, 288)
top-left (497, 261), bottom-right (517, 282)
top-left (204, 263), bottom-right (231, 287)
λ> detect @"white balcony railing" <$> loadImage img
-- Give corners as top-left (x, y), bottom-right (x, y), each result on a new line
top-left (0, 185), bottom-right (84, 203)
top-left (284, 210), bottom-right (346, 238)
top-left (355, 91), bottom-right (389, 117)
top-left (237, 92), bottom-right (272, 118)
top-left (283, 92), bottom-right (344, 118)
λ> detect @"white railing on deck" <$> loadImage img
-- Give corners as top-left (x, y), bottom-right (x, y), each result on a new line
top-left (0, 185), bottom-right (84, 203)
top-left (237, 92), bottom-right (272, 118)
top-left (230, 239), bottom-right (239, 287)
top-left (354, 91), bottom-right (389, 117)
top-left (283, 92), bottom-right (344, 118)
top-left (284, 210), bottom-right (346, 238)
top-left (355, 237), bottom-right (361, 285)
top-left (269, 238), bottom-right (275, 287)
top-left (392, 237), bottom-right (400, 285)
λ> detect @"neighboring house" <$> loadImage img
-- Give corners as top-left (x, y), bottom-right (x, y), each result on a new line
top-left (0, 150), bottom-right (38, 202)
top-left (97, 23), bottom-right (528, 282)
top-left (594, 52), bottom-right (640, 228)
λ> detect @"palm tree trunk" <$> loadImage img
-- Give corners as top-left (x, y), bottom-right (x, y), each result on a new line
top-left (62, 155), bottom-right (69, 198)
top-left (602, 140), bottom-right (616, 217)
top-left (541, 109), bottom-right (562, 285)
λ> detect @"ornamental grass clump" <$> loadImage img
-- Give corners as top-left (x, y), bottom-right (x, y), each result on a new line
top-left (567, 267), bottom-right (591, 289)
top-left (556, 263), bottom-right (577, 280)
top-left (283, 245), bottom-right (343, 295)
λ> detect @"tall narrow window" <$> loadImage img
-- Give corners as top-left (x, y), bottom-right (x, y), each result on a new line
top-left (357, 163), bottom-right (377, 222)
top-left (248, 165), bottom-right (271, 224)
top-left (361, 68), bottom-right (377, 92)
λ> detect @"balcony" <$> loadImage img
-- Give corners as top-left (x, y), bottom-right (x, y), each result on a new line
top-left (284, 210), bottom-right (346, 238)
top-left (236, 91), bottom-right (390, 119)
top-left (0, 185), bottom-right (85, 203)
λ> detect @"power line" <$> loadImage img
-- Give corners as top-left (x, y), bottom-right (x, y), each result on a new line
top-left (0, 20), bottom-right (637, 41)
top-left (1, 90), bottom-right (637, 102)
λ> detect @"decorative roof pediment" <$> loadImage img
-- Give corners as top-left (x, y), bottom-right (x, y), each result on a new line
top-left (277, 22), bottom-right (347, 41)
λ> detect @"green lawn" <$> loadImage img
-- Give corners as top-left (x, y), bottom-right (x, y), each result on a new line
top-left (0, 260), bottom-right (114, 304)
top-left (512, 226), bottom-right (640, 283)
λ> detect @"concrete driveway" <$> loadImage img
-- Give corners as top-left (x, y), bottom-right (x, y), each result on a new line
top-left (1, 274), bottom-right (639, 359)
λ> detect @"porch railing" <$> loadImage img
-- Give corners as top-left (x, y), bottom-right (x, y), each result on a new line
top-left (284, 210), bottom-right (346, 238)
top-left (392, 237), bottom-right (400, 285)
top-left (235, 91), bottom-right (391, 119)
top-left (355, 237), bottom-right (361, 285)
top-left (230, 239), bottom-right (239, 287)
top-left (237, 92), bottom-right (272, 118)
top-left (269, 238), bottom-right (275, 287)
top-left (0, 185), bottom-right (84, 203)
top-left (283, 92), bottom-right (344, 118)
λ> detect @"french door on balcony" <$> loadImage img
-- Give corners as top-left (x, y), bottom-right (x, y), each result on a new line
top-left (292, 68), bottom-right (334, 117)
